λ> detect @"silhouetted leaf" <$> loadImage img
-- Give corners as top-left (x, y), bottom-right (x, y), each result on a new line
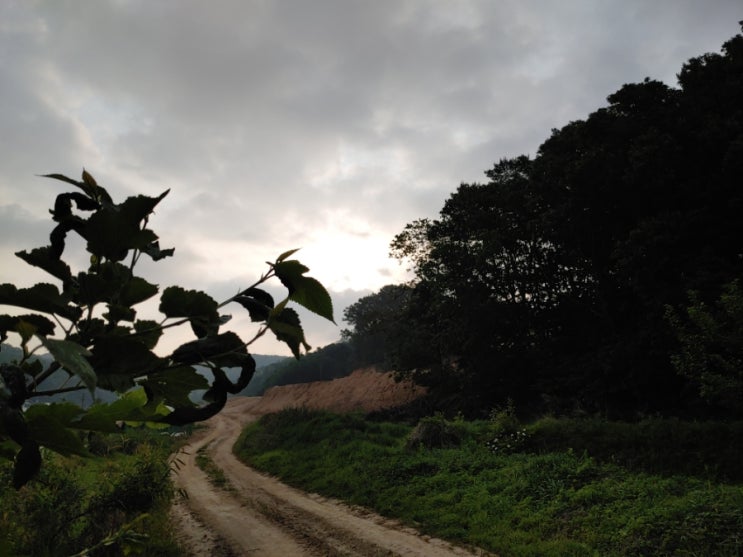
top-left (133, 319), bottom-right (162, 349)
top-left (272, 260), bottom-right (335, 322)
top-left (0, 283), bottom-right (82, 322)
top-left (25, 403), bottom-right (88, 456)
top-left (0, 314), bottom-right (55, 341)
top-left (275, 248), bottom-right (301, 262)
top-left (39, 337), bottom-right (96, 393)
top-left (15, 247), bottom-right (73, 284)
top-left (269, 307), bottom-right (310, 359)
top-left (13, 441), bottom-right (41, 488)
top-left (234, 287), bottom-right (274, 322)
top-left (74, 388), bottom-right (153, 432)
top-left (139, 367), bottom-right (208, 409)
top-left (141, 240), bottom-right (174, 261)
top-left (89, 337), bottom-right (164, 392)
top-left (171, 331), bottom-right (245, 365)
top-left (160, 286), bottom-right (219, 338)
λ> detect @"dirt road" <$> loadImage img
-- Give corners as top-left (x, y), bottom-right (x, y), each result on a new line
top-left (171, 397), bottom-right (490, 556)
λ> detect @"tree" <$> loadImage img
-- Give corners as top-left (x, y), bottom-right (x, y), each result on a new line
top-left (0, 170), bottom-right (334, 487)
top-left (390, 23), bottom-right (743, 417)
top-left (390, 157), bottom-right (578, 411)
top-left (342, 284), bottom-right (413, 368)
top-left (666, 281), bottom-right (743, 415)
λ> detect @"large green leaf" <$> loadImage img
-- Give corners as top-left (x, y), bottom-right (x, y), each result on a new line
top-left (39, 337), bottom-right (96, 393)
top-left (273, 260), bottom-right (335, 323)
top-left (25, 403), bottom-right (88, 457)
top-left (74, 388), bottom-right (153, 432)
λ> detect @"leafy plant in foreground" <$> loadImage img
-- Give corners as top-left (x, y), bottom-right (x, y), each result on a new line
top-left (0, 170), bottom-right (335, 487)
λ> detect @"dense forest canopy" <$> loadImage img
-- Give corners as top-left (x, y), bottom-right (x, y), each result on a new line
top-left (345, 23), bottom-right (743, 419)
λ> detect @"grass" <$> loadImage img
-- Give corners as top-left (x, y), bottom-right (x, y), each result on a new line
top-left (0, 428), bottom-right (187, 556)
top-left (195, 443), bottom-right (234, 492)
top-left (233, 408), bottom-right (743, 557)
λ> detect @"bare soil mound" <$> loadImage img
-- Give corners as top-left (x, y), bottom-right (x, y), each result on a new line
top-left (249, 368), bottom-right (426, 415)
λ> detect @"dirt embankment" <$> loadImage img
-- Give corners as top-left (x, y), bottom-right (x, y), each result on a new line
top-left (248, 368), bottom-right (427, 414)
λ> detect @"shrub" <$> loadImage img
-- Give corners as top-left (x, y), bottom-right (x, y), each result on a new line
top-left (405, 414), bottom-right (467, 449)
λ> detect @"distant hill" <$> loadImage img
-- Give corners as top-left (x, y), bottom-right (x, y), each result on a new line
top-left (239, 342), bottom-right (355, 396)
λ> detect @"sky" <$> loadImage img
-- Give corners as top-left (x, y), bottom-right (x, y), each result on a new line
top-left (1, 1), bottom-right (741, 357)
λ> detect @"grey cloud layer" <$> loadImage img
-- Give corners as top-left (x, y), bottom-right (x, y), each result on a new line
top-left (1, 1), bottom-right (740, 351)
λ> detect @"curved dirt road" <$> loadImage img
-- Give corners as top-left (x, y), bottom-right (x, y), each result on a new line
top-left (172, 397), bottom-right (490, 556)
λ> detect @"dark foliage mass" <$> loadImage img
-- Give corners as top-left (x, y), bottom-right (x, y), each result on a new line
top-left (345, 24), bottom-right (743, 418)
top-left (0, 170), bottom-right (334, 487)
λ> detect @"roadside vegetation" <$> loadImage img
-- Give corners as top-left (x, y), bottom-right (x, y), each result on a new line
top-left (235, 407), bottom-right (743, 557)
top-left (0, 428), bottom-right (186, 556)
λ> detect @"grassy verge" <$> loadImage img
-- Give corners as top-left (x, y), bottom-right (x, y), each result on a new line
top-left (0, 428), bottom-right (187, 556)
top-left (233, 408), bottom-right (743, 557)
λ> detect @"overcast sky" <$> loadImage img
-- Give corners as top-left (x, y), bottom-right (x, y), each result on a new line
top-left (1, 1), bottom-right (740, 356)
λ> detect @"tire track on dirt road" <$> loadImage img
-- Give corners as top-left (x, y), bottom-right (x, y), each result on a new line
top-left (172, 397), bottom-right (491, 556)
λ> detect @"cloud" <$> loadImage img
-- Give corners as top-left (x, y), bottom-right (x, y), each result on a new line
top-left (1, 1), bottom-right (741, 354)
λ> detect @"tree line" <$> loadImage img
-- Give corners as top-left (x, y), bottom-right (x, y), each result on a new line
top-left (343, 23), bottom-right (743, 419)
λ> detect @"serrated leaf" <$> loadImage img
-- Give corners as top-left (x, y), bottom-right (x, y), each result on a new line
top-left (120, 276), bottom-right (159, 306)
top-left (88, 337), bottom-right (164, 392)
top-left (272, 260), bottom-right (335, 323)
top-left (39, 337), bottom-right (96, 393)
top-left (133, 319), bottom-right (163, 349)
top-left (289, 276), bottom-right (335, 323)
top-left (171, 332), bottom-right (245, 365)
top-left (273, 260), bottom-right (310, 294)
top-left (160, 286), bottom-right (219, 338)
top-left (0, 283), bottom-right (82, 322)
top-left (86, 210), bottom-right (157, 261)
top-left (76, 271), bottom-right (111, 305)
top-left (0, 314), bottom-right (55, 340)
top-left (104, 303), bottom-right (136, 323)
top-left (268, 307), bottom-right (310, 359)
top-left (15, 247), bottom-right (73, 284)
top-left (234, 287), bottom-right (275, 322)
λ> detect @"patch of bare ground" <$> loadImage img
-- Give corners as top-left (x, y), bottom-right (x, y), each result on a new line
top-left (171, 371), bottom-right (493, 556)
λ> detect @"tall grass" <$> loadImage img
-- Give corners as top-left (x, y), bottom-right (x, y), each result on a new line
top-left (0, 429), bottom-right (185, 556)
top-left (234, 408), bottom-right (743, 557)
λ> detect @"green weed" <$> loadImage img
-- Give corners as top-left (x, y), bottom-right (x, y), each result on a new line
top-left (234, 409), bottom-right (743, 557)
